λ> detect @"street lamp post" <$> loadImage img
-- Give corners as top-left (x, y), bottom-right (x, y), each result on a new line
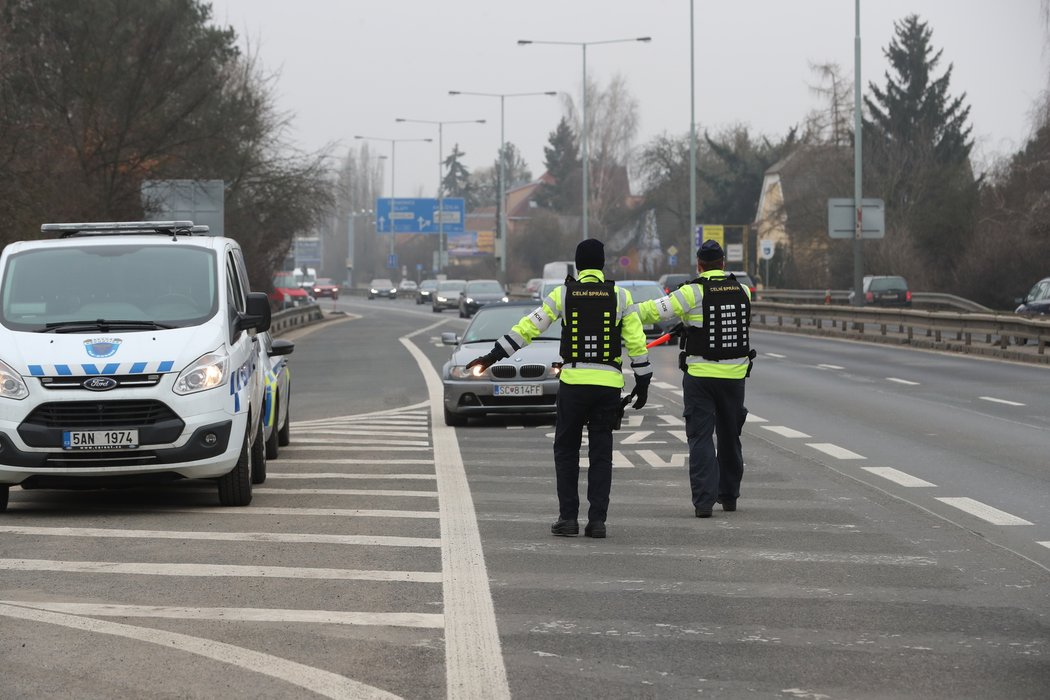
top-left (353, 136), bottom-right (432, 273)
top-left (395, 118), bottom-right (486, 274)
top-left (448, 90), bottom-right (556, 276)
top-left (518, 37), bottom-right (651, 240)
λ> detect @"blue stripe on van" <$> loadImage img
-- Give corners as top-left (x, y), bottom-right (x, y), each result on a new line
top-left (81, 364), bottom-right (100, 375)
top-left (130, 362), bottom-right (147, 373)
top-left (56, 365), bottom-right (73, 376)
top-left (28, 365), bottom-right (44, 377)
top-left (158, 360), bottom-right (174, 372)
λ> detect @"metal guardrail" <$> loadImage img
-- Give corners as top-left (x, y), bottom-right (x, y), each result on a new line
top-left (757, 288), bottom-right (993, 312)
top-left (751, 301), bottom-right (1050, 363)
top-left (270, 304), bottom-right (324, 337)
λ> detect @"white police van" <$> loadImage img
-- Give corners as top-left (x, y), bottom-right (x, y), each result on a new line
top-left (0, 221), bottom-right (271, 510)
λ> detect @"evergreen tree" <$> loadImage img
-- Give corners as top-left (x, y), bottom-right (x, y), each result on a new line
top-left (441, 143), bottom-right (477, 209)
top-left (863, 14), bottom-right (977, 284)
top-left (534, 117), bottom-right (580, 212)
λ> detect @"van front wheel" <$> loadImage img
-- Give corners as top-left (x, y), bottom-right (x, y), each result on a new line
top-left (218, 424), bottom-right (253, 506)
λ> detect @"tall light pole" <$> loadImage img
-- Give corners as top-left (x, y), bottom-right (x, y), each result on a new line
top-left (448, 90), bottom-right (556, 276)
top-left (689, 1), bottom-right (698, 266)
top-left (353, 136), bottom-right (432, 273)
top-left (852, 0), bottom-right (865, 306)
top-left (395, 118), bottom-right (486, 274)
top-left (518, 36), bottom-right (651, 240)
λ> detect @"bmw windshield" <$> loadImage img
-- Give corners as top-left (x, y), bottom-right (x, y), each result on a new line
top-left (1, 244), bottom-right (218, 332)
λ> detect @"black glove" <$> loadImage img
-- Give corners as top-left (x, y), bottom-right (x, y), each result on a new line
top-left (466, 345), bottom-right (508, 374)
top-left (632, 373), bottom-right (651, 409)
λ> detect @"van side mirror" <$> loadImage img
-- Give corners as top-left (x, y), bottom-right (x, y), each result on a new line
top-left (269, 338), bottom-right (294, 356)
top-left (238, 292), bottom-right (272, 332)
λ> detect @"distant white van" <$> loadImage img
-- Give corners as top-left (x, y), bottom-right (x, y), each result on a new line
top-left (542, 261), bottom-right (576, 280)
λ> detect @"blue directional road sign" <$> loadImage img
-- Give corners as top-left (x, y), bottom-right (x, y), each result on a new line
top-left (375, 198), bottom-right (465, 234)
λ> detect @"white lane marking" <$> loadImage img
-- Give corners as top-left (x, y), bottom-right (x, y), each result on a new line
top-left (275, 459), bottom-right (434, 465)
top-left (268, 473), bottom-right (436, 481)
top-left (253, 488), bottom-right (437, 498)
top-left (806, 443), bottom-right (866, 460)
top-left (612, 450), bottom-right (635, 469)
top-left (286, 437), bottom-right (432, 447)
top-left (278, 445), bottom-right (431, 452)
top-left (817, 364), bottom-right (844, 370)
top-left (862, 467), bottom-right (936, 488)
top-left (1039, 542), bottom-right (1050, 550)
top-left (172, 507), bottom-right (438, 519)
top-left (620, 431), bottom-right (665, 445)
top-left (979, 396), bottom-right (1025, 407)
top-left (636, 450), bottom-right (686, 468)
top-left (886, 377), bottom-right (919, 386)
top-left (401, 331), bottom-right (510, 698)
top-left (653, 381), bottom-right (678, 390)
top-left (1, 601), bottom-right (443, 629)
top-left (0, 559), bottom-right (442, 583)
top-left (936, 497), bottom-right (1033, 526)
top-left (0, 526), bottom-right (440, 548)
top-left (657, 415), bottom-right (685, 427)
top-left (746, 413), bottom-right (767, 423)
top-left (669, 430), bottom-right (687, 443)
top-left (0, 603), bottom-right (402, 700)
top-left (765, 353), bottom-right (786, 358)
top-left (762, 426), bottom-right (811, 439)
top-left (621, 414), bottom-right (644, 428)
top-left (296, 428), bottom-right (430, 437)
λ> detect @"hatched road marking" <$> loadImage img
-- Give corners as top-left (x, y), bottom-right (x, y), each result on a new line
top-left (0, 526), bottom-right (441, 548)
top-left (979, 396), bottom-right (1025, 407)
top-left (886, 377), bottom-right (920, 386)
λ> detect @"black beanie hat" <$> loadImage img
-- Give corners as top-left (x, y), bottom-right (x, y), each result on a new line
top-left (575, 238), bottom-right (605, 270)
top-left (698, 239), bottom-right (725, 262)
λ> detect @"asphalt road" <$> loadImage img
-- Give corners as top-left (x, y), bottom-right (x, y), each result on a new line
top-left (1, 294), bottom-right (1047, 699)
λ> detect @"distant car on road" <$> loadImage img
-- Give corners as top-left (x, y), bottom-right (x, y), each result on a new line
top-left (432, 279), bottom-right (466, 312)
top-left (725, 271), bottom-right (757, 297)
top-left (309, 277), bottom-right (340, 299)
top-left (618, 279), bottom-right (677, 340)
top-left (848, 275), bottom-right (912, 307)
top-left (525, 277), bottom-right (545, 299)
top-left (398, 279), bottom-right (418, 294)
top-left (416, 279), bottom-right (438, 305)
top-left (368, 278), bottom-right (397, 300)
top-left (271, 272), bottom-right (311, 309)
top-left (458, 279), bottom-right (508, 318)
top-left (657, 272), bottom-right (692, 295)
top-left (440, 302), bottom-right (562, 426)
top-left (1015, 277), bottom-right (1050, 319)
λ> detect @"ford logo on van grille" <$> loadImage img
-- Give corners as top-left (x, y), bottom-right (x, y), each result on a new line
top-left (82, 376), bottom-right (118, 392)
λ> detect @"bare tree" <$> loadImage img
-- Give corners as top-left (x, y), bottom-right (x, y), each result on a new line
top-left (803, 62), bottom-right (854, 146)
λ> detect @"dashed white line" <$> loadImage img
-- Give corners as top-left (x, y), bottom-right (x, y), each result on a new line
top-left (807, 443), bottom-right (866, 460)
top-left (0, 526), bottom-right (440, 548)
top-left (935, 497), bottom-right (1033, 526)
top-left (267, 473), bottom-right (436, 481)
top-left (765, 353), bottom-right (786, 359)
top-left (886, 377), bottom-right (919, 386)
top-left (817, 364), bottom-right (844, 370)
top-left (979, 396), bottom-right (1025, 407)
top-left (762, 426), bottom-right (812, 439)
top-left (862, 467), bottom-right (936, 488)
top-left (0, 559), bottom-right (443, 583)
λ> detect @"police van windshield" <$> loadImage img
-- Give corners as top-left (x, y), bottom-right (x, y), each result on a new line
top-left (1, 245), bottom-right (218, 332)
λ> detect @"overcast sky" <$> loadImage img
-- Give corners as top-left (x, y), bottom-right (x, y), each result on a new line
top-left (207, 0), bottom-right (1047, 200)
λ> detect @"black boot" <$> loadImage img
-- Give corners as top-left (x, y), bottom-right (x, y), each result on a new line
top-left (550, 518), bottom-right (579, 536)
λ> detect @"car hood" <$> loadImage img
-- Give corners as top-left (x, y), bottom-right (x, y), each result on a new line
top-left (3, 324), bottom-right (222, 377)
top-left (464, 292), bottom-right (506, 301)
top-left (1017, 300), bottom-right (1050, 315)
top-left (274, 285), bottom-right (309, 296)
top-left (446, 338), bottom-right (561, 369)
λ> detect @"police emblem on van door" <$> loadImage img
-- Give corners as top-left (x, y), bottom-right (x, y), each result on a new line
top-left (82, 376), bottom-right (117, 391)
top-left (84, 338), bottom-right (122, 358)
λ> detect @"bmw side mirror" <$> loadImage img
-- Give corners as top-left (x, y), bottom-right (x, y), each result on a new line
top-left (441, 332), bottom-right (459, 345)
top-left (238, 292), bottom-right (272, 332)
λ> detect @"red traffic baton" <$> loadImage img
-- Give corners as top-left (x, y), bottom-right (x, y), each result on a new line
top-left (646, 333), bottom-right (673, 349)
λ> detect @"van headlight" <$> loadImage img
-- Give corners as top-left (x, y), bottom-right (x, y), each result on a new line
top-left (0, 359), bottom-right (29, 400)
top-left (173, 351), bottom-right (229, 395)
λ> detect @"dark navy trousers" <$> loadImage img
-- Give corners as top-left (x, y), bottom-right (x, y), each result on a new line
top-left (682, 373), bottom-right (747, 510)
top-left (552, 382), bottom-right (621, 523)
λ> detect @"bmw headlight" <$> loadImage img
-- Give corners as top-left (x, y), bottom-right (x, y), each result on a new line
top-left (174, 350), bottom-right (229, 395)
top-left (465, 297), bottom-right (475, 304)
top-left (0, 359), bottom-right (29, 400)
top-left (370, 287), bottom-right (378, 294)
top-left (436, 295), bottom-right (448, 302)
top-left (501, 296), bottom-right (509, 303)
top-left (449, 365), bottom-right (485, 379)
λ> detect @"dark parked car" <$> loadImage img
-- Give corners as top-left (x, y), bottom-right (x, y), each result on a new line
top-left (726, 271), bottom-right (757, 297)
top-left (850, 275), bottom-right (911, 307)
top-left (416, 279), bottom-right (438, 305)
top-left (458, 279), bottom-right (508, 318)
top-left (368, 278), bottom-right (397, 300)
top-left (1015, 277), bottom-right (1050, 319)
top-left (440, 302), bottom-right (561, 425)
